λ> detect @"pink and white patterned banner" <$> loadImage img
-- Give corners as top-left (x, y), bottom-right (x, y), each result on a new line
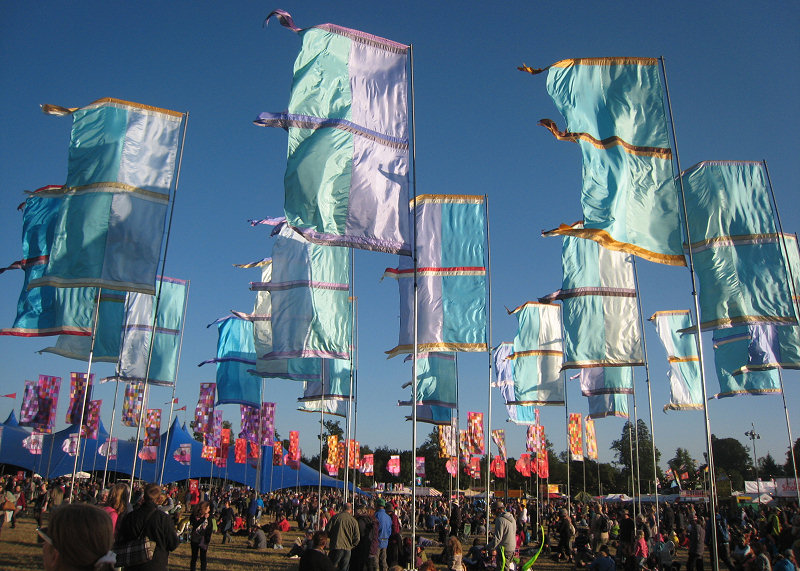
top-left (66, 372), bottom-right (93, 424)
top-left (194, 383), bottom-right (215, 434)
top-left (144, 409), bottom-right (161, 447)
top-left (122, 381), bottom-right (144, 427)
top-left (261, 402), bottom-right (276, 445)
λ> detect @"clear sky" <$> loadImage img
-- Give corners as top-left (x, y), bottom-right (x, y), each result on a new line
top-left (1, 1), bottom-right (798, 478)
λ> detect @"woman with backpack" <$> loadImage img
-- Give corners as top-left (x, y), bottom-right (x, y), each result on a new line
top-left (189, 500), bottom-right (215, 571)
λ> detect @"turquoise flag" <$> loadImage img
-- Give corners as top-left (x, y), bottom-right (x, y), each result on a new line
top-left (546, 233), bottom-right (643, 368)
top-left (0, 187), bottom-right (96, 337)
top-left (258, 10), bottom-right (410, 255)
top-left (682, 161), bottom-right (796, 330)
top-left (412, 352), bottom-right (457, 408)
top-left (526, 58), bottom-right (684, 266)
top-left (712, 327), bottom-right (781, 398)
top-left (30, 99), bottom-right (183, 295)
top-left (587, 392), bottom-right (629, 419)
top-left (493, 342), bottom-right (537, 424)
top-left (297, 359), bottom-right (352, 416)
top-left (507, 302), bottom-right (564, 406)
top-left (113, 277), bottom-right (187, 386)
top-left (578, 366), bottom-right (633, 396)
top-left (199, 315), bottom-right (260, 405)
top-left (649, 310), bottom-right (703, 411)
top-left (385, 194), bottom-right (487, 357)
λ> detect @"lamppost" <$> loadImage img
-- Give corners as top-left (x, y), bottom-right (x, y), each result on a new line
top-left (744, 423), bottom-right (761, 501)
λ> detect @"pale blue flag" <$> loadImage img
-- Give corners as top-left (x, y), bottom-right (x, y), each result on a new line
top-left (385, 195), bottom-right (487, 357)
top-left (411, 352), bottom-right (457, 408)
top-left (507, 302), bottom-right (564, 406)
top-left (494, 342), bottom-right (538, 424)
top-left (0, 187), bottom-right (96, 337)
top-left (200, 315), bottom-right (260, 405)
top-left (578, 366), bottom-right (634, 396)
top-left (260, 225), bottom-right (351, 361)
top-left (712, 327), bottom-right (781, 398)
top-left (527, 58), bottom-right (684, 266)
top-left (257, 10), bottom-right (410, 255)
top-left (587, 393), bottom-right (629, 419)
top-left (400, 403), bottom-right (455, 425)
top-left (297, 359), bottom-right (352, 417)
top-left (545, 234), bottom-right (643, 368)
top-left (30, 99), bottom-right (183, 295)
top-left (681, 161), bottom-right (796, 330)
top-left (649, 310), bottom-right (704, 411)
top-left (113, 277), bottom-right (187, 386)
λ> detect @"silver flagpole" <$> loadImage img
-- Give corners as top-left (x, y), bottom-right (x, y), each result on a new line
top-left (484, 195), bottom-right (493, 542)
top-left (455, 355), bottom-right (460, 506)
top-left (317, 399), bottom-right (323, 529)
top-left (101, 379), bottom-right (121, 490)
top-left (632, 258), bottom-right (660, 529)
top-left (409, 42), bottom-right (419, 552)
top-left (660, 56), bottom-right (719, 571)
top-left (344, 249), bottom-right (355, 505)
top-left (352, 296), bottom-right (360, 493)
top-left (762, 162), bottom-right (800, 504)
top-left (564, 371), bottom-right (571, 514)
top-left (631, 371), bottom-right (642, 518)
top-left (69, 291), bottom-right (101, 502)
top-left (159, 280), bottom-right (190, 486)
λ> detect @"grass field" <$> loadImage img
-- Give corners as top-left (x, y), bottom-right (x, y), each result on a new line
top-left (0, 512), bottom-right (700, 571)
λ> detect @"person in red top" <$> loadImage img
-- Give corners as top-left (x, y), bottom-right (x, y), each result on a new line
top-left (277, 514), bottom-right (291, 532)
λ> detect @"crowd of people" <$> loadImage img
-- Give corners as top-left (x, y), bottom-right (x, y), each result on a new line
top-left (1, 472), bottom-right (799, 571)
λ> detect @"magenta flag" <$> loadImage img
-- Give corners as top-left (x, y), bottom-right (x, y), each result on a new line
top-left (194, 383), bottom-right (215, 434)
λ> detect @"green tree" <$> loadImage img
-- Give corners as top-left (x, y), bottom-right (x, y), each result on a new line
top-left (609, 420), bottom-right (661, 494)
top-left (712, 434), bottom-right (751, 490)
top-left (784, 438), bottom-right (800, 476)
top-left (759, 452), bottom-right (783, 478)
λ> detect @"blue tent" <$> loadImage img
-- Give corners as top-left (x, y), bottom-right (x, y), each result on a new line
top-left (0, 414), bottom-right (361, 492)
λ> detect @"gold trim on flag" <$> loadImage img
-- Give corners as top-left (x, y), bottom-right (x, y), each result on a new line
top-left (386, 342), bottom-right (488, 358)
top-left (410, 194), bottom-right (485, 207)
top-left (539, 119), bottom-right (672, 159)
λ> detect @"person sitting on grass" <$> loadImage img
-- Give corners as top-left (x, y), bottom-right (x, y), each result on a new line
top-left (288, 530), bottom-right (315, 558)
top-left (589, 544), bottom-right (616, 571)
top-left (248, 524), bottom-right (267, 549)
top-left (300, 530), bottom-right (337, 571)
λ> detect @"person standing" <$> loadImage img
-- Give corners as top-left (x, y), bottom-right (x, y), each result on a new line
top-left (450, 501), bottom-right (462, 538)
top-left (116, 483), bottom-right (179, 571)
top-left (489, 502), bottom-right (517, 571)
top-left (219, 500), bottom-right (235, 544)
top-left (327, 502), bottom-right (361, 571)
top-left (687, 515), bottom-right (706, 571)
top-left (189, 500), bottom-right (214, 571)
top-left (375, 499), bottom-right (393, 571)
top-left (300, 531), bottom-right (337, 571)
top-left (352, 505), bottom-right (378, 571)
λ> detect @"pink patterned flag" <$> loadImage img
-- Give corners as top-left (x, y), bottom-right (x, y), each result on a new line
top-left (122, 381), bottom-right (144, 427)
top-left (467, 412), bottom-right (484, 454)
top-left (174, 443), bottom-right (191, 465)
top-left (19, 380), bottom-right (38, 427)
top-left (491, 456), bottom-right (506, 478)
top-left (515, 453), bottom-right (531, 477)
top-left (568, 413), bottom-right (583, 461)
top-left (273, 441), bottom-right (284, 466)
top-left (249, 441), bottom-right (259, 459)
top-left (337, 440), bottom-right (347, 469)
top-left (445, 457), bottom-right (457, 476)
top-left (240, 404), bottom-right (259, 442)
top-left (138, 445), bottom-right (158, 462)
top-left (459, 429), bottom-right (470, 465)
top-left (144, 409), bottom-right (161, 447)
top-left (23, 431), bottom-right (44, 455)
top-left (201, 445), bottom-right (216, 461)
top-left (466, 456), bottom-right (481, 478)
top-left (99, 437), bottom-right (118, 460)
top-left (66, 372), bottom-right (93, 424)
top-left (235, 439), bottom-right (247, 464)
top-left (289, 430), bottom-right (300, 462)
top-left (584, 416), bottom-right (598, 460)
top-left (82, 400), bottom-right (101, 439)
top-left (415, 456), bottom-right (426, 477)
top-left (261, 402), bottom-right (276, 445)
top-left (326, 463), bottom-right (338, 476)
top-left (205, 411), bottom-right (222, 448)
top-left (526, 424), bottom-right (538, 453)
top-left (62, 433), bottom-right (79, 456)
top-left (536, 425), bottom-right (549, 478)
top-left (387, 455), bottom-right (401, 476)
top-left (360, 454), bottom-right (374, 476)
top-left (34, 375), bottom-right (61, 434)
top-left (348, 440), bottom-right (360, 469)
top-left (194, 383), bottom-right (215, 434)
top-left (492, 429), bottom-right (507, 461)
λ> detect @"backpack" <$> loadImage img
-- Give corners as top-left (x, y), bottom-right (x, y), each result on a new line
top-left (599, 515), bottom-right (610, 533)
top-left (191, 519), bottom-right (208, 544)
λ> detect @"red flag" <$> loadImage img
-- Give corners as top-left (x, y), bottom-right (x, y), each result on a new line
top-left (491, 456), bottom-right (506, 478)
top-left (273, 442), bottom-right (284, 466)
top-left (515, 453), bottom-right (531, 477)
top-left (1, 393), bottom-right (16, 399)
top-left (249, 441), bottom-right (260, 459)
top-left (175, 405), bottom-right (186, 412)
top-left (235, 438), bottom-right (247, 464)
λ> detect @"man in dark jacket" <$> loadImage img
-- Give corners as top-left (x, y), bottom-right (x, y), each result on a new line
top-left (117, 483), bottom-right (179, 571)
top-left (351, 505), bottom-right (378, 571)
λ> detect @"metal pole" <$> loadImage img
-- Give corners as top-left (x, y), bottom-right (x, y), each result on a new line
top-left (317, 392), bottom-right (324, 529)
top-left (762, 162), bottom-right (800, 505)
top-left (631, 372), bottom-right (642, 517)
top-left (409, 42), bottom-right (419, 554)
top-left (565, 371), bottom-right (571, 513)
top-left (344, 249), bottom-right (355, 505)
top-left (660, 56), bottom-right (719, 571)
top-left (101, 379), bottom-right (121, 490)
top-left (484, 195), bottom-right (493, 544)
top-left (745, 424), bottom-right (761, 499)
top-left (159, 280), bottom-right (190, 485)
top-left (633, 258), bottom-right (660, 528)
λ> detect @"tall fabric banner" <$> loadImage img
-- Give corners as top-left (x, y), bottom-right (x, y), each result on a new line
top-left (66, 372), bottom-right (93, 424)
top-left (508, 302), bottom-right (564, 405)
top-left (494, 342), bottom-right (535, 424)
top-left (403, 403), bottom-right (454, 425)
top-left (547, 234), bottom-right (643, 368)
top-left (568, 413), bottom-right (584, 461)
top-left (386, 195), bottom-right (488, 357)
top-left (681, 161), bottom-right (796, 330)
top-left (649, 310), bottom-right (703, 411)
top-left (459, 430), bottom-right (470, 465)
top-left (273, 442), bottom-right (284, 466)
top-left (445, 457), bottom-right (457, 477)
top-left (62, 433), bottom-right (79, 456)
top-left (534, 425), bottom-right (549, 478)
top-left (712, 327), bottom-right (781, 398)
top-left (114, 277), bottom-right (187, 386)
top-left (239, 404), bottom-right (260, 442)
top-left (415, 456), bottom-right (426, 477)
top-left (387, 455), bottom-right (401, 476)
top-left (40, 290), bottom-right (126, 361)
top-left (438, 424), bottom-right (457, 458)
top-left (360, 454), bottom-right (374, 476)
top-left (289, 431), bottom-right (300, 463)
top-left (526, 58), bottom-right (684, 266)
top-left (412, 352), bottom-right (458, 408)
top-left (30, 98), bottom-right (183, 294)
top-left (245, 261), bottom-right (324, 381)
top-left (297, 359), bottom-right (352, 417)
top-left (491, 429), bottom-right (507, 461)
top-left (235, 439), bottom-right (247, 464)
top-left (200, 316), bottom-right (259, 405)
top-left (144, 409), bottom-right (161, 447)
top-left (337, 440), bottom-right (347, 469)
top-left (584, 416), bottom-right (598, 460)
top-left (261, 402), bottom-right (276, 446)
top-left (23, 432), bottom-right (44, 455)
top-left (515, 453), bottom-right (531, 477)
top-left (174, 443), bottom-right (191, 465)
top-left (467, 412), bottom-right (484, 455)
top-left (587, 393), bottom-right (629, 419)
top-left (82, 400), bottom-right (101, 439)
top-left (491, 456), bottom-right (506, 479)
top-left (348, 440), bottom-right (360, 469)
top-left (259, 10), bottom-right (410, 255)
top-left (193, 383), bottom-right (215, 434)
top-left (578, 366), bottom-right (634, 396)
top-left (526, 424), bottom-right (538, 453)
top-left (259, 225), bottom-right (351, 361)
top-left (327, 435), bottom-right (339, 468)
top-left (0, 186), bottom-right (97, 337)
top-left (19, 381), bottom-right (38, 427)
top-left (100, 437), bottom-right (118, 460)
top-left (122, 381), bottom-right (145, 427)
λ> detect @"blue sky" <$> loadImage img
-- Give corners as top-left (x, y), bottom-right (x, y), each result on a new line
top-left (1, 1), bottom-right (798, 477)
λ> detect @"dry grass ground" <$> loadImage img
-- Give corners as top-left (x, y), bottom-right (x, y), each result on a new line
top-left (0, 512), bottom-right (703, 571)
